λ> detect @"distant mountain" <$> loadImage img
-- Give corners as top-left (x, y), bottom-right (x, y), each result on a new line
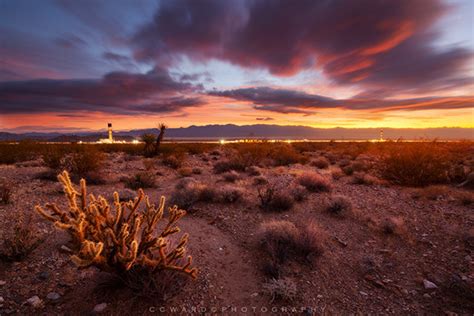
top-left (0, 124), bottom-right (472, 141)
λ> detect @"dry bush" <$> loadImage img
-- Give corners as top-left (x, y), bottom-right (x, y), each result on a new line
top-left (263, 278), bottom-right (297, 303)
top-left (290, 184), bottom-right (308, 202)
top-left (42, 147), bottom-right (65, 170)
top-left (380, 217), bottom-right (405, 235)
top-left (192, 167), bottom-right (202, 175)
top-left (177, 167), bottom-right (193, 177)
top-left (297, 173), bottom-right (332, 192)
top-left (0, 182), bottom-right (11, 204)
top-left (452, 191), bottom-right (474, 206)
top-left (143, 158), bottom-right (157, 171)
top-left (311, 156), bottom-right (330, 169)
top-left (411, 185), bottom-right (450, 201)
top-left (0, 213), bottom-right (42, 262)
top-left (271, 144), bottom-right (306, 166)
top-left (342, 165), bottom-right (354, 176)
top-left (217, 186), bottom-right (243, 203)
top-left (213, 159), bottom-right (247, 174)
top-left (124, 172), bottom-right (156, 190)
top-left (379, 142), bottom-right (450, 187)
top-left (0, 141), bottom-right (41, 164)
top-left (253, 176), bottom-right (269, 186)
top-left (258, 184), bottom-right (294, 212)
top-left (325, 195), bottom-right (352, 217)
top-left (36, 171), bottom-right (197, 294)
top-left (222, 170), bottom-right (240, 182)
top-left (246, 166), bottom-right (261, 176)
top-left (170, 179), bottom-right (217, 209)
top-left (162, 154), bottom-right (184, 169)
top-left (63, 147), bottom-right (105, 183)
top-left (258, 220), bottom-right (324, 266)
top-left (331, 168), bottom-right (344, 180)
top-left (351, 172), bottom-right (379, 185)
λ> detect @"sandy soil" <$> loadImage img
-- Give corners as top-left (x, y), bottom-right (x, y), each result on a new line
top-left (0, 151), bottom-right (472, 315)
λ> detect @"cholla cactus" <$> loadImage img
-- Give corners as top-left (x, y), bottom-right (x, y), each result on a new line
top-left (35, 171), bottom-right (197, 279)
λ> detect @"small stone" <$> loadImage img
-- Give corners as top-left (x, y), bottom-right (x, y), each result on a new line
top-left (46, 292), bottom-right (61, 301)
top-left (0, 280), bottom-right (5, 286)
top-left (316, 294), bottom-right (323, 299)
top-left (37, 271), bottom-right (49, 280)
top-left (0, 296), bottom-right (4, 303)
top-left (359, 291), bottom-right (368, 296)
top-left (26, 296), bottom-right (43, 308)
top-left (59, 245), bottom-right (73, 253)
top-left (93, 303), bottom-right (107, 313)
top-left (250, 292), bottom-right (258, 297)
top-left (423, 293), bottom-right (431, 299)
top-left (423, 279), bottom-right (438, 290)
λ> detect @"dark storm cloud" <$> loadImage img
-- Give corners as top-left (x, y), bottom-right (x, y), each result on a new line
top-left (0, 67), bottom-right (203, 114)
top-left (210, 87), bottom-right (474, 113)
top-left (132, 0), bottom-right (472, 93)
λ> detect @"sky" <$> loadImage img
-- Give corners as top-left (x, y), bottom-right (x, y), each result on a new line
top-left (0, 0), bottom-right (473, 133)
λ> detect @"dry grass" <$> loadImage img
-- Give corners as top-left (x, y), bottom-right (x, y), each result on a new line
top-left (258, 220), bottom-right (324, 266)
top-left (0, 213), bottom-right (42, 262)
top-left (297, 173), bottom-right (332, 192)
top-left (258, 184), bottom-right (294, 212)
top-left (124, 172), bottom-right (156, 190)
top-left (379, 142), bottom-right (450, 187)
top-left (311, 156), bottom-right (330, 169)
top-left (177, 167), bottom-right (193, 177)
top-left (222, 170), bottom-right (240, 182)
top-left (0, 182), bottom-right (11, 204)
top-left (263, 277), bottom-right (298, 303)
top-left (325, 195), bottom-right (353, 217)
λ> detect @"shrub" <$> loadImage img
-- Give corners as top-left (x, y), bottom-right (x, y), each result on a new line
top-left (263, 278), bottom-right (297, 302)
top-left (213, 160), bottom-right (246, 174)
top-left (380, 217), bottom-right (405, 235)
top-left (411, 185), bottom-right (449, 201)
top-left (42, 147), bottom-right (65, 170)
top-left (246, 166), bottom-right (261, 176)
top-left (124, 172), bottom-right (156, 190)
top-left (311, 157), bottom-right (330, 169)
top-left (222, 170), bottom-right (240, 182)
top-left (258, 220), bottom-right (323, 265)
top-left (325, 195), bottom-right (352, 217)
top-left (0, 213), bottom-right (42, 262)
top-left (35, 171), bottom-right (197, 293)
top-left (162, 155), bottom-right (184, 169)
top-left (297, 173), bottom-right (332, 192)
top-left (170, 180), bottom-right (216, 209)
top-left (217, 187), bottom-right (243, 203)
top-left (271, 145), bottom-right (305, 166)
top-left (258, 185), bottom-right (294, 212)
top-left (192, 167), bottom-right (202, 175)
top-left (290, 184), bottom-right (307, 202)
top-left (0, 182), bottom-right (11, 204)
top-left (331, 168), bottom-right (344, 180)
top-left (177, 167), bottom-right (193, 177)
top-left (351, 172), bottom-right (378, 185)
top-left (253, 176), bottom-right (269, 186)
top-left (342, 165), bottom-right (354, 176)
top-left (64, 147), bottom-right (104, 179)
top-left (379, 142), bottom-right (450, 187)
top-left (142, 158), bottom-right (157, 170)
top-left (453, 191), bottom-right (474, 206)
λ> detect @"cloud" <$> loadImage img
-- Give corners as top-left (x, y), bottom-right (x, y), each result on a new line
top-left (256, 117), bottom-right (274, 121)
top-left (210, 87), bottom-right (474, 113)
top-left (131, 0), bottom-right (472, 94)
top-left (0, 67), bottom-right (204, 115)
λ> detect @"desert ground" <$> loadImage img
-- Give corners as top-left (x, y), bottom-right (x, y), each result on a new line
top-left (0, 141), bottom-right (473, 315)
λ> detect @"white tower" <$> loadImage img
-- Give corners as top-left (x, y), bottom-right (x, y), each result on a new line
top-left (108, 123), bottom-right (113, 142)
top-left (379, 129), bottom-right (384, 142)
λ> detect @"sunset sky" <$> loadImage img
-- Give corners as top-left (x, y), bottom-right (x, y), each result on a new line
top-left (0, 0), bottom-right (473, 133)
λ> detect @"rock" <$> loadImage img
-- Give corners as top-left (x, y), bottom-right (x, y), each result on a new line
top-left (46, 292), bottom-right (61, 301)
top-left (93, 303), bottom-right (107, 313)
top-left (37, 271), bottom-right (49, 280)
top-left (423, 293), bottom-right (431, 299)
top-left (0, 280), bottom-right (5, 286)
top-left (59, 245), bottom-right (73, 253)
top-left (26, 296), bottom-right (43, 308)
top-left (250, 292), bottom-right (258, 297)
top-left (0, 296), bottom-right (4, 303)
top-left (359, 291), bottom-right (368, 296)
top-left (316, 294), bottom-right (323, 299)
top-left (423, 279), bottom-right (438, 290)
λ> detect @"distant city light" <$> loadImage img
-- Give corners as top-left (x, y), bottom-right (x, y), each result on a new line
top-left (219, 139), bottom-right (225, 145)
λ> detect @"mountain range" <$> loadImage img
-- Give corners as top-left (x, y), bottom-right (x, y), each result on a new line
top-left (0, 124), bottom-right (472, 141)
